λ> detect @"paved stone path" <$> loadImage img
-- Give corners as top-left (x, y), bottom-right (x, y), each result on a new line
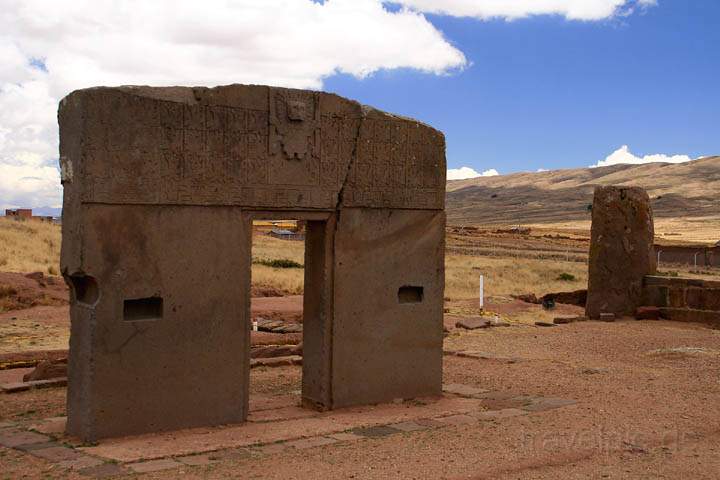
top-left (0, 385), bottom-right (577, 478)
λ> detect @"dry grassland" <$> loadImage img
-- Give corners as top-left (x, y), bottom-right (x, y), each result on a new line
top-left (0, 218), bottom-right (61, 274)
top-left (527, 215), bottom-right (720, 245)
top-left (1, 217), bottom-right (715, 300)
top-left (251, 233), bottom-right (305, 295)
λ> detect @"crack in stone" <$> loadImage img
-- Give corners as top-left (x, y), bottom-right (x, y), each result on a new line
top-left (333, 104), bottom-right (368, 214)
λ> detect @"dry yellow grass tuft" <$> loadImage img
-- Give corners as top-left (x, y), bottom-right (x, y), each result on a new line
top-left (0, 218), bottom-right (61, 274)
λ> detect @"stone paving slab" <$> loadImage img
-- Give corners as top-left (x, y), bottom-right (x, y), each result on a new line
top-left (0, 377), bottom-right (67, 394)
top-left (443, 383), bottom-right (489, 396)
top-left (521, 397), bottom-right (578, 412)
top-left (30, 416), bottom-right (67, 434)
top-left (389, 421), bottom-right (427, 432)
top-left (80, 395), bottom-right (485, 462)
top-left (127, 458), bottom-right (182, 473)
top-left (473, 408), bottom-right (528, 420)
top-left (0, 429), bottom-right (50, 448)
top-left (437, 414), bottom-right (476, 426)
top-left (2, 386), bottom-right (578, 477)
top-left (58, 454), bottom-right (105, 470)
top-left (16, 440), bottom-right (59, 451)
top-left (352, 425), bottom-right (402, 438)
top-left (79, 462), bottom-right (131, 478)
top-left (415, 418), bottom-right (446, 428)
top-left (327, 432), bottom-right (365, 441)
top-left (31, 445), bottom-right (88, 462)
top-left (177, 453), bottom-right (220, 466)
top-left (285, 436), bottom-right (338, 449)
top-left (211, 447), bottom-right (252, 460)
top-left (252, 442), bottom-right (288, 455)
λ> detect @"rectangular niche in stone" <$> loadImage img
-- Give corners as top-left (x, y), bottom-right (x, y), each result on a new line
top-left (123, 297), bottom-right (163, 322)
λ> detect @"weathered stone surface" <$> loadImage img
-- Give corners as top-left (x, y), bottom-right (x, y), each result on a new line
top-left (59, 84), bottom-right (446, 441)
top-left (23, 359), bottom-right (67, 382)
top-left (599, 313), bottom-right (616, 322)
top-left (455, 317), bottom-right (491, 330)
top-left (542, 289), bottom-right (587, 307)
top-left (586, 187), bottom-right (656, 319)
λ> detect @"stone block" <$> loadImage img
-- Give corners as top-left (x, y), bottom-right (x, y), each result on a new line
top-left (586, 187), bottom-right (655, 319)
top-left (668, 288), bottom-right (687, 308)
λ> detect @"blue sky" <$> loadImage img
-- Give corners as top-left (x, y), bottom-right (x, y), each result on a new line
top-left (1, 0), bottom-right (718, 208)
top-left (326, 0), bottom-right (720, 174)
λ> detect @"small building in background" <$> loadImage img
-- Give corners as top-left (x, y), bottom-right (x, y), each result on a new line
top-left (3, 209), bottom-right (58, 222)
top-left (5, 208), bottom-right (33, 219)
top-left (268, 228), bottom-right (305, 241)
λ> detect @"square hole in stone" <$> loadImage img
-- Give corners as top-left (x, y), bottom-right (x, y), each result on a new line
top-left (398, 286), bottom-right (423, 304)
top-left (123, 297), bottom-right (163, 321)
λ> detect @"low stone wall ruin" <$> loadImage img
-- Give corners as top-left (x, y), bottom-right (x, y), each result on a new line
top-left (641, 275), bottom-right (720, 326)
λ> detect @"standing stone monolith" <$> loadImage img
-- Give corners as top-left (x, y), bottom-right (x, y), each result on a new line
top-left (586, 186), bottom-right (656, 319)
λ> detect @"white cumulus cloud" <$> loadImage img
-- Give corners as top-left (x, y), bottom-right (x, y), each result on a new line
top-left (447, 166), bottom-right (499, 180)
top-left (393, 0), bottom-right (657, 21)
top-left (0, 0), bottom-right (468, 209)
top-left (592, 145), bottom-right (693, 168)
top-left (0, 0), bottom-right (659, 209)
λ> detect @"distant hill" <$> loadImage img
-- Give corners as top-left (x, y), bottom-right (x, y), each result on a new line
top-left (446, 156), bottom-right (720, 225)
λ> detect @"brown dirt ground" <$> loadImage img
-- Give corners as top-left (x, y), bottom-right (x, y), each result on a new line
top-left (2, 266), bottom-right (720, 478)
top-left (2, 319), bottom-right (720, 478)
top-left (0, 271), bottom-right (67, 313)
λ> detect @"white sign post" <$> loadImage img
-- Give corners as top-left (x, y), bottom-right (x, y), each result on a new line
top-left (479, 274), bottom-right (484, 310)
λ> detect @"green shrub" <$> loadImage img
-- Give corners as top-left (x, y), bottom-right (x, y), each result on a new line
top-left (556, 272), bottom-right (576, 281)
top-left (253, 258), bottom-right (304, 269)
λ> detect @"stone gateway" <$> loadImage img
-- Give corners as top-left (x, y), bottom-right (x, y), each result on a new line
top-left (59, 85), bottom-right (446, 441)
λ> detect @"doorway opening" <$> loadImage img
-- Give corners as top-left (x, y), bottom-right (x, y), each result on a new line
top-left (247, 213), bottom-right (334, 418)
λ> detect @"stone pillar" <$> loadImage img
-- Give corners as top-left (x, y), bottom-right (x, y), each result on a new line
top-left (586, 186), bottom-right (656, 319)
